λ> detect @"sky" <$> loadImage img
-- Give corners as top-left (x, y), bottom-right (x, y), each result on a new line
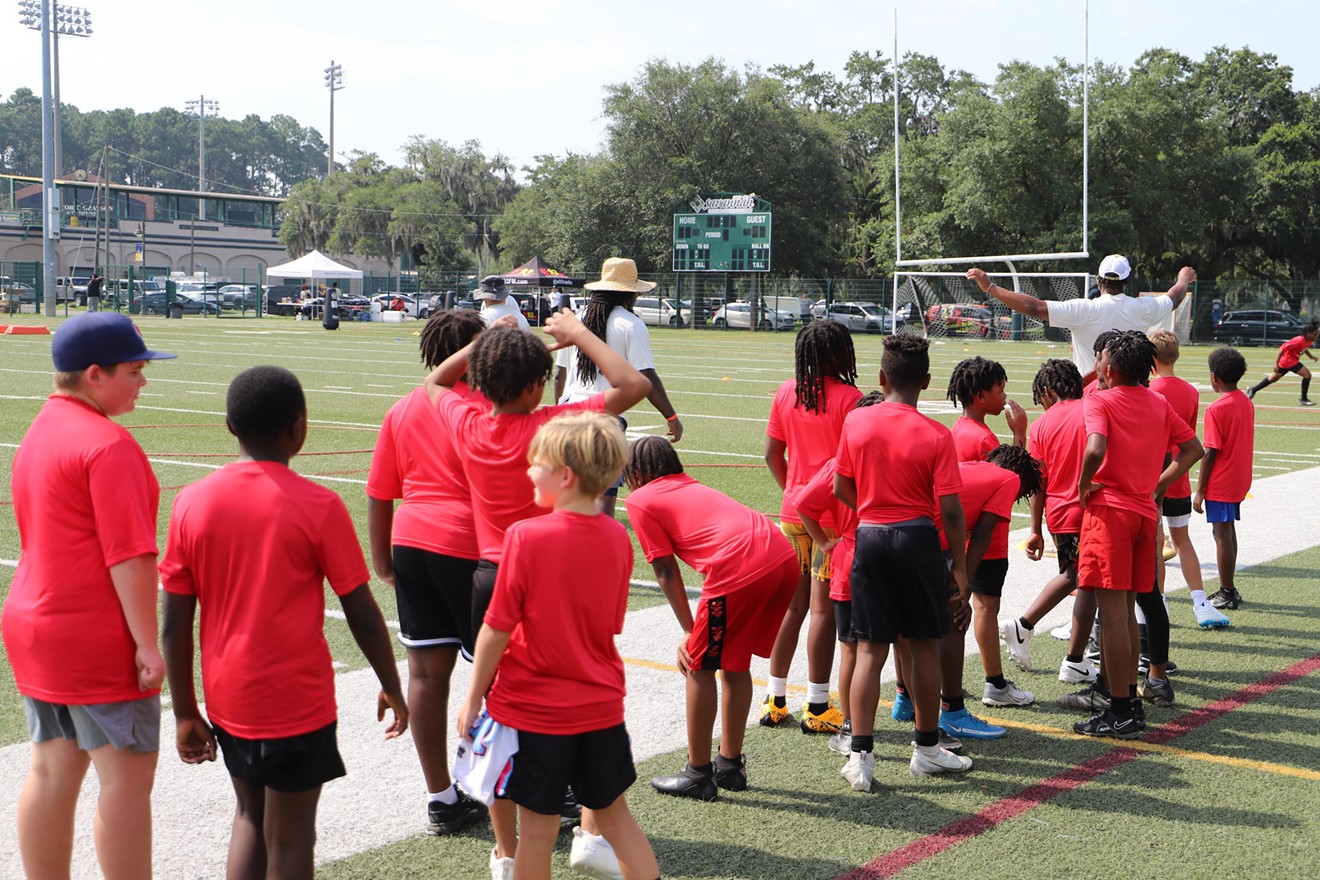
top-left (3, 0), bottom-right (1319, 175)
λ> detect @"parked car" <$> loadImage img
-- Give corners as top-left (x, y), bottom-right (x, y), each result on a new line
top-left (924, 303), bottom-right (1009, 338)
top-left (711, 301), bottom-right (798, 330)
top-left (1213, 309), bottom-right (1312, 346)
top-left (632, 296), bottom-right (687, 327)
top-left (817, 301), bottom-right (897, 333)
top-left (132, 291), bottom-right (220, 315)
top-left (55, 275), bottom-right (90, 303)
top-left (0, 277), bottom-right (38, 308)
top-left (371, 292), bottom-right (430, 319)
top-left (218, 284), bottom-right (259, 310)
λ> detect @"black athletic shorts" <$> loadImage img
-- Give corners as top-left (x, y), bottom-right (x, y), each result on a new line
top-left (970, 557), bottom-right (1009, 598)
top-left (1161, 496), bottom-right (1192, 518)
top-left (392, 546), bottom-right (478, 656)
top-left (1053, 532), bottom-right (1080, 575)
top-left (834, 600), bottom-right (856, 645)
top-left (471, 560), bottom-right (499, 641)
top-left (501, 723), bottom-right (637, 815)
top-left (850, 522), bottom-right (949, 643)
top-left (213, 720), bottom-right (346, 793)
top-left (1278, 361), bottom-right (1305, 375)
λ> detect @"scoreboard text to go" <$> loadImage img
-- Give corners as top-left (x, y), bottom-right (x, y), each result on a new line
top-left (672, 212), bottom-right (772, 272)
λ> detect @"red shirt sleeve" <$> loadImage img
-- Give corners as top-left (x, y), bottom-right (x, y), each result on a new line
top-left (486, 529), bottom-right (529, 632)
top-left (834, 417), bottom-right (857, 479)
top-left (1082, 392), bottom-right (1109, 438)
top-left (766, 382), bottom-right (788, 441)
top-left (365, 405), bottom-right (402, 500)
top-left (793, 460), bottom-right (838, 522)
top-left (159, 504), bottom-right (195, 597)
top-left (933, 432), bottom-right (963, 498)
top-left (88, 437), bottom-right (160, 568)
top-left (624, 493), bottom-right (673, 562)
top-left (317, 495), bottom-right (371, 596)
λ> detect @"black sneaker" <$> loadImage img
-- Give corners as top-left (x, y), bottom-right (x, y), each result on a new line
top-left (1300, 399), bottom-right (1316, 407)
top-left (1130, 700), bottom-right (1147, 730)
top-left (560, 790), bottom-right (582, 828)
top-left (713, 754), bottom-right (748, 791)
top-left (652, 763), bottom-right (718, 801)
top-left (1056, 683), bottom-right (1112, 713)
top-left (426, 789), bottom-right (487, 836)
top-left (1073, 709), bottom-right (1143, 740)
top-left (1209, 588), bottom-right (1242, 610)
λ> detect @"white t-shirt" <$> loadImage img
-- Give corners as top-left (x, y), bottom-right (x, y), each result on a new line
top-left (556, 305), bottom-right (655, 403)
top-left (479, 298), bottom-right (531, 331)
top-left (1047, 294), bottom-right (1174, 375)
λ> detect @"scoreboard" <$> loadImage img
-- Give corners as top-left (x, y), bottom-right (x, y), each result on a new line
top-left (672, 194), bottom-right (772, 272)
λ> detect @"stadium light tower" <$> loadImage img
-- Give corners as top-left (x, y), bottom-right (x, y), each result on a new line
top-left (18, 3), bottom-right (92, 178)
top-left (324, 61), bottom-right (343, 176)
top-left (184, 95), bottom-right (220, 220)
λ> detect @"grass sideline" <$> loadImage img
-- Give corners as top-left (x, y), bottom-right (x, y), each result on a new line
top-left (2, 314), bottom-right (1319, 878)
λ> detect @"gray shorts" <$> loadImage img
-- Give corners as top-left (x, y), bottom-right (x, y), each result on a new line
top-left (24, 695), bottom-right (161, 752)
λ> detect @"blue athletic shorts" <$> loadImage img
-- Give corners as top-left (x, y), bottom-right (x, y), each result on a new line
top-left (1204, 500), bottom-right (1241, 523)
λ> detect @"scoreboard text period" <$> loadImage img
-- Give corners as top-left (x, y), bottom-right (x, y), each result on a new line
top-left (673, 193), bottom-right (772, 272)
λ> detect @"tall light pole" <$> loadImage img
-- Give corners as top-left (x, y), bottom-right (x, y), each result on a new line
top-left (17, 0), bottom-right (58, 317)
top-left (19, 3), bottom-right (92, 179)
top-left (184, 95), bottom-right (219, 220)
top-left (324, 61), bottom-right (343, 176)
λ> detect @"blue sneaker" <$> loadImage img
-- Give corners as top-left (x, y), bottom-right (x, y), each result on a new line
top-left (891, 691), bottom-right (915, 722)
top-left (939, 708), bottom-right (1007, 740)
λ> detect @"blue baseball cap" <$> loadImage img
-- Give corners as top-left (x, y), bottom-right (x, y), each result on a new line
top-left (52, 311), bottom-right (177, 371)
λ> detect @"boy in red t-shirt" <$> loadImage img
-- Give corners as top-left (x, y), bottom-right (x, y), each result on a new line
top-left (366, 309), bottom-right (491, 835)
top-left (947, 356), bottom-right (1027, 462)
top-left (161, 366), bottom-right (408, 880)
top-left (1075, 332), bottom-right (1202, 739)
top-left (457, 413), bottom-right (660, 880)
top-left (762, 320), bottom-right (861, 732)
top-left (1196, 347), bottom-right (1256, 612)
top-left (624, 437), bottom-right (798, 800)
top-left (833, 334), bottom-right (971, 791)
top-left (1246, 320), bottom-right (1318, 405)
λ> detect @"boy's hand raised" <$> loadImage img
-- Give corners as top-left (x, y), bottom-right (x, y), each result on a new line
top-left (377, 689), bottom-right (409, 740)
top-left (543, 308), bottom-right (586, 351)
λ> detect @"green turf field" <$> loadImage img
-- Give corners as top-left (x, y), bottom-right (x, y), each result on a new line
top-left (2, 313), bottom-right (1319, 878)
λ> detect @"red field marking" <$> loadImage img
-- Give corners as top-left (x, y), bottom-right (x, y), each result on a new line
top-left (835, 650), bottom-right (1320, 880)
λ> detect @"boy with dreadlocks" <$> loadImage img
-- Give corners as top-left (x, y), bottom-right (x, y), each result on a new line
top-left (1073, 331), bottom-right (1202, 739)
top-left (947, 356), bottom-right (1027, 462)
top-left (623, 436), bottom-right (798, 801)
top-left (761, 320), bottom-right (862, 734)
top-left (426, 312), bottom-right (651, 876)
top-left (554, 258), bottom-right (682, 518)
top-left (366, 309), bottom-right (490, 835)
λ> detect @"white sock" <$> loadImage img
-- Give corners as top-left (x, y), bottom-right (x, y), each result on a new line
top-left (429, 786), bottom-right (458, 805)
top-left (1134, 603), bottom-right (1147, 626)
top-left (1191, 589), bottom-right (1209, 606)
top-left (767, 676), bottom-right (788, 698)
top-left (807, 681), bottom-right (830, 705)
top-left (915, 743), bottom-right (940, 756)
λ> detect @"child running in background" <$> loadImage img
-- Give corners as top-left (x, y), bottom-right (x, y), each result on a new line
top-left (834, 334), bottom-right (970, 792)
top-left (793, 391), bottom-right (885, 756)
top-left (762, 321), bottom-right (862, 733)
top-left (1197, 347), bottom-right (1256, 612)
top-left (161, 366), bottom-right (408, 880)
top-left (366, 309), bottom-right (490, 835)
top-left (1002, 359), bottom-right (1100, 690)
top-left (1074, 332), bottom-right (1202, 739)
top-left (947, 356), bottom-right (1027, 462)
top-left (425, 311), bottom-right (651, 875)
top-left (1245, 320), bottom-right (1318, 405)
top-left (456, 413), bottom-right (660, 880)
top-left (624, 437), bottom-right (798, 801)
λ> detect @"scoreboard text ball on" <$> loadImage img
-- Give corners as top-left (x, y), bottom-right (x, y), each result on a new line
top-left (672, 193), bottom-right (773, 272)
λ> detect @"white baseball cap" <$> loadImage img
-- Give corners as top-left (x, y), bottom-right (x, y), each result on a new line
top-left (1097, 254), bottom-right (1131, 281)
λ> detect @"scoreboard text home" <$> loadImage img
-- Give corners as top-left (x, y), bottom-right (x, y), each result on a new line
top-left (672, 194), bottom-right (772, 272)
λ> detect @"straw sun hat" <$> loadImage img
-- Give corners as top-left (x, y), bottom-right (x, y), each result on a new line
top-left (583, 257), bottom-right (655, 293)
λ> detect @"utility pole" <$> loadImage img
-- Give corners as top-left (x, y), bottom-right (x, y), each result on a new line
top-left (324, 61), bottom-right (343, 176)
top-left (184, 95), bottom-right (219, 219)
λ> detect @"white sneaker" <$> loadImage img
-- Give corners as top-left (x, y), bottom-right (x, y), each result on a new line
top-left (1050, 623), bottom-right (1072, 641)
top-left (910, 743), bottom-right (973, 776)
top-left (1000, 618), bottom-right (1034, 670)
top-left (840, 751), bottom-right (875, 792)
top-left (982, 679), bottom-right (1036, 707)
top-left (827, 727), bottom-right (852, 756)
top-left (569, 828), bottom-right (623, 880)
top-left (1058, 657), bottom-right (1098, 684)
top-left (1194, 602), bottom-right (1231, 629)
top-left (490, 847), bottom-right (515, 880)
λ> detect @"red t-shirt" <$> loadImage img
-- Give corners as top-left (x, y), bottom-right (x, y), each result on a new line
top-left (1083, 385), bottom-right (1195, 520)
top-left (2, 396), bottom-right (161, 704)
top-left (836, 402), bottom-right (962, 523)
top-left (765, 377), bottom-right (863, 526)
top-left (484, 511), bottom-right (631, 735)
top-left (436, 391), bottom-right (606, 563)
top-left (1027, 398), bottom-right (1086, 534)
top-left (627, 473), bottom-right (797, 598)
top-left (942, 460), bottom-right (1017, 559)
top-left (952, 416), bottom-right (999, 462)
top-left (1203, 390), bottom-right (1254, 503)
top-left (160, 461), bottom-right (369, 739)
top-left (367, 382), bottom-right (490, 560)
top-left (1149, 375), bottom-right (1200, 499)
top-left (1277, 335), bottom-right (1312, 369)
top-left (792, 459), bottom-right (857, 601)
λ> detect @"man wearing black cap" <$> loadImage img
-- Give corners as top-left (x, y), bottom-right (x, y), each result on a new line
top-left (3, 311), bottom-right (176, 879)
top-left (475, 275), bottom-right (530, 331)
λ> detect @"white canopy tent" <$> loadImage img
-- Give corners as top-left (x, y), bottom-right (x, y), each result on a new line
top-left (265, 249), bottom-right (363, 292)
